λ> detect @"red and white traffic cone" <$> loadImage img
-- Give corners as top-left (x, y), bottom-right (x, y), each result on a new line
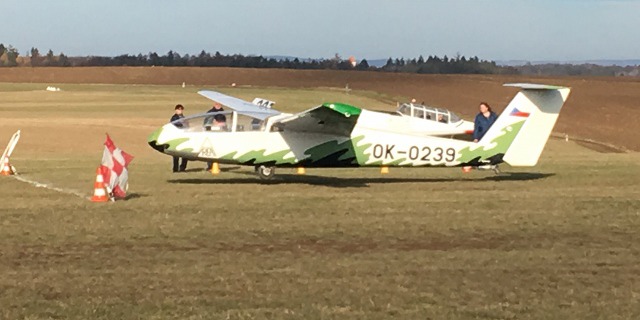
top-left (0, 157), bottom-right (15, 176)
top-left (91, 168), bottom-right (109, 202)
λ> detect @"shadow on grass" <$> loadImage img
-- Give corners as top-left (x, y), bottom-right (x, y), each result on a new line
top-left (168, 172), bottom-right (555, 188)
top-left (485, 172), bottom-right (555, 181)
top-left (172, 166), bottom-right (242, 173)
top-left (125, 193), bottom-right (149, 200)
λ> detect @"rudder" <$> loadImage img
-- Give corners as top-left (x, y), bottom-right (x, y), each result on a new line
top-left (501, 84), bottom-right (570, 166)
top-left (473, 84), bottom-right (570, 167)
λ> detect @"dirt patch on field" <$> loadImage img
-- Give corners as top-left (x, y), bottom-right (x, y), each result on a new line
top-left (574, 140), bottom-right (627, 153)
top-left (2, 67), bottom-right (639, 151)
top-left (2, 232), bottom-right (585, 262)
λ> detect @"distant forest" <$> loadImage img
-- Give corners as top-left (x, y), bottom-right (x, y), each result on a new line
top-left (1, 43), bottom-right (638, 77)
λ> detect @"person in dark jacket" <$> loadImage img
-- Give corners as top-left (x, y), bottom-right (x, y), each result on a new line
top-left (204, 103), bottom-right (225, 131)
top-left (205, 103), bottom-right (225, 170)
top-left (473, 102), bottom-right (498, 142)
top-left (170, 104), bottom-right (188, 172)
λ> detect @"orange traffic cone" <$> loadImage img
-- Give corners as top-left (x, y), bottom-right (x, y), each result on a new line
top-left (462, 166), bottom-right (473, 173)
top-left (210, 162), bottom-right (220, 175)
top-left (0, 157), bottom-right (14, 176)
top-left (380, 166), bottom-right (389, 174)
top-left (91, 168), bottom-right (109, 202)
top-left (296, 167), bottom-right (306, 175)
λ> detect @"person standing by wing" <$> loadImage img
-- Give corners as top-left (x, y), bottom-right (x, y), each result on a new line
top-left (205, 103), bottom-right (225, 170)
top-left (473, 102), bottom-right (498, 142)
top-left (170, 104), bottom-right (188, 172)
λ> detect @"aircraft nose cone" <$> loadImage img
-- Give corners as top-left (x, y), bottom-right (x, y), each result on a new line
top-left (147, 127), bottom-right (165, 152)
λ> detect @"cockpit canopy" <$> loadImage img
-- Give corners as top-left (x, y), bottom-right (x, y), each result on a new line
top-left (397, 103), bottom-right (461, 124)
top-left (170, 111), bottom-right (269, 132)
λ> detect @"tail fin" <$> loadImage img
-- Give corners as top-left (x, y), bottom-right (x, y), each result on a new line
top-left (478, 84), bottom-right (570, 166)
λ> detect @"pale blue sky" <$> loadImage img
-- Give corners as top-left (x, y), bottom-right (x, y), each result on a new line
top-left (1, 0), bottom-right (638, 60)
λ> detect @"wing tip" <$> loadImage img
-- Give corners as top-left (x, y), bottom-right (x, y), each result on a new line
top-left (503, 83), bottom-right (569, 90)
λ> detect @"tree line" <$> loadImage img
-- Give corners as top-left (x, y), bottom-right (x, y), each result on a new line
top-left (0, 44), bottom-right (70, 67)
top-left (379, 55), bottom-right (513, 74)
top-left (1, 43), bottom-right (638, 76)
top-left (0, 43), bottom-right (514, 74)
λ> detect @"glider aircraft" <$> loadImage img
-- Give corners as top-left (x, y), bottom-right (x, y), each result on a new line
top-left (148, 84), bottom-right (570, 180)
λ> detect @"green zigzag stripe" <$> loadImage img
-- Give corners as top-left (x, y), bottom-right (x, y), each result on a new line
top-left (221, 149), bottom-right (295, 165)
top-left (164, 137), bottom-right (192, 153)
top-left (147, 127), bottom-right (162, 144)
top-left (352, 135), bottom-right (371, 164)
top-left (302, 137), bottom-right (357, 165)
top-left (219, 151), bottom-right (238, 160)
top-left (457, 120), bottom-right (525, 163)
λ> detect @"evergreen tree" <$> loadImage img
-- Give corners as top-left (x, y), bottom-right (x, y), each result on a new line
top-left (6, 46), bottom-right (19, 66)
top-left (357, 59), bottom-right (370, 70)
top-left (58, 53), bottom-right (70, 66)
top-left (30, 47), bottom-right (41, 66)
top-left (137, 54), bottom-right (146, 65)
top-left (149, 52), bottom-right (160, 66)
top-left (45, 49), bottom-right (55, 66)
top-left (165, 50), bottom-right (175, 66)
top-left (195, 50), bottom-right (208, 66)
top-left (213, 51), bottom-right (223, 66)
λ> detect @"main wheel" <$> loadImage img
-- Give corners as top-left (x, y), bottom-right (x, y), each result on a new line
top-left (256, 165), bottom-right (275, 180)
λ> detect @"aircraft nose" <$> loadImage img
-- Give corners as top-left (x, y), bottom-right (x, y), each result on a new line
top-left (147, 127), bottom-right (165, 152)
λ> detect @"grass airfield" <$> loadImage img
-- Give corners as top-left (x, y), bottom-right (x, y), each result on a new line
top-left (1, 83), bottom-right (639, 319)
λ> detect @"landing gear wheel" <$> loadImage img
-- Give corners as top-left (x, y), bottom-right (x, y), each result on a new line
top-left (256, 165), bottom-right (275, 180)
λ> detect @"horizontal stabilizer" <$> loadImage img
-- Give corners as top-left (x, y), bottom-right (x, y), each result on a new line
top-left (504, 83), bottom-right (567, 90)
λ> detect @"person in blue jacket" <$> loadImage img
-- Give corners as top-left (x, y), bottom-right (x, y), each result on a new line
top-left (473, 102), bottom-right (498, 142)
top-left (170, 104), bottom-right (188, 172)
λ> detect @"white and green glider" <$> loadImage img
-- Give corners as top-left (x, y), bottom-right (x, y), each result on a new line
top-left (148, 84), bottom-right (570, 179)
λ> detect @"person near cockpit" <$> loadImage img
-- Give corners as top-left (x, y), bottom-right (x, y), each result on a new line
top-left (204, 103), bottom-right (227, 170)
top-left (170, 104), bottom-right (188, 172)
top-left (204, 103), bottom-right (225, 131)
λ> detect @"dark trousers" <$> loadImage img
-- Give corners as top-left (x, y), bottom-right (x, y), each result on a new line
top-left (173, 157), bottom-right (188, 172)
top-left (206, 160), bottom-right (213, 170)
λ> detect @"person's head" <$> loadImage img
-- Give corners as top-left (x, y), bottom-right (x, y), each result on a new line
top-left (479, 102), bottom-right (491, 113)
top-left (213, 113), bottom-right (226, 125)
top-left (175, 104), bottom-right (184, 114)
top-left (213, 103), bottom-right (222, 110)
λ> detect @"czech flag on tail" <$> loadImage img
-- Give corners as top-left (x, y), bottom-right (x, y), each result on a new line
top-left (510, 108), bottom-right (530, 118)
top-left (100, 134), bottom-right (133, 199)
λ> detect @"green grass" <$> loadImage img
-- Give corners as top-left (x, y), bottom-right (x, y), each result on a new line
top-left (0, 83), bottom-right (639, 319)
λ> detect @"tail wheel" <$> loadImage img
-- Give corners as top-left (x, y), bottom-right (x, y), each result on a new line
top-left (256, 165), bottom-right (275, 180)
